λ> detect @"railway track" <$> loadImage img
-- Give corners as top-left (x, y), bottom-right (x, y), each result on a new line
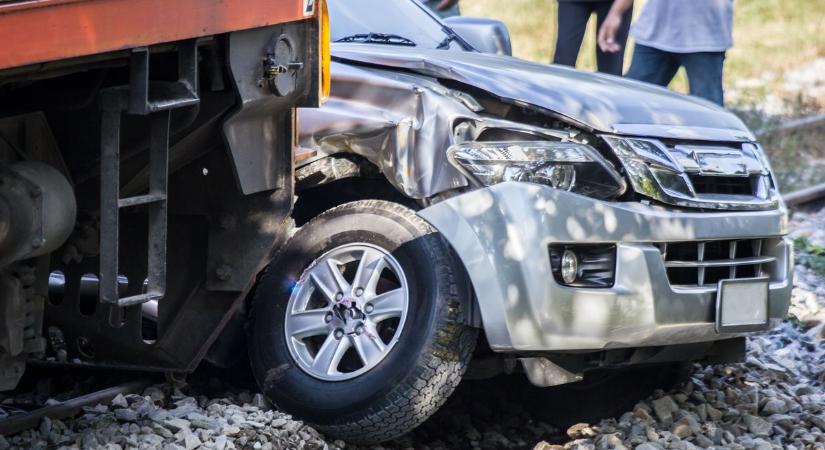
top-left (0, 380), bottom-right (149, 437)
top-left (784, 182), bottom-right (825, 210)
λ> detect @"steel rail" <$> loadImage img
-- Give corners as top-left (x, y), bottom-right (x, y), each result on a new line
top-left (0, 380), bottom-right (150, 436)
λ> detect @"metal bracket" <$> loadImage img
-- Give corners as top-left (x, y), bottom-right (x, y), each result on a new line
top-left (263, 34), bottom-right (303, 97)
top-left (98, 40), bottom-right (200, 313)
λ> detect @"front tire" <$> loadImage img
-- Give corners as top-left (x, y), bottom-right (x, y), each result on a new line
top-left (248, 200), bottom-right (477, 444)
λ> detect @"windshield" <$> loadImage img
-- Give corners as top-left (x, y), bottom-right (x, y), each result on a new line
top-left (328, 0), bottom-right (463, 50)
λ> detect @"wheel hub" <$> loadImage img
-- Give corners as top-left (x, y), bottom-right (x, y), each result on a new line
top-left (283, 243), bottom-right (409, 381)
top-left (330, 301), bottom-right (366, 334)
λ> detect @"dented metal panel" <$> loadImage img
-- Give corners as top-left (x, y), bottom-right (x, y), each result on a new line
top-left (298, 60), bottom-right (570, 198)
top-left (329, 44), bottom-right (755, 142)
top-left (298, 62), bottom-right (471, 197)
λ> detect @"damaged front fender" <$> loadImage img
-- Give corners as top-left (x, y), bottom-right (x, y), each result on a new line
top-left (297, 61), bottom-right (569, 198)
top-left (298, 62), bottom-right (471, 198)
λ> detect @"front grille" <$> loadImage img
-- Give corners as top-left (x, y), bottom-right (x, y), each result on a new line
top-left (688, 175), bottom-right (755, 196)
top-left (657, 239), bottom-right (775, 288)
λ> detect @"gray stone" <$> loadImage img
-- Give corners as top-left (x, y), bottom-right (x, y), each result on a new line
top-left (767, 414), bottom-right (795, 429)
top-left (162, 418), bottom-right (191, 432)
top-left (743, 414), bottom-right (773, 437)
top-left (110, 394), bottom-right (128, 409)
top-left (634, 444), bottom-right (663, 450)
top-left (706, 405), bottom-right (723, 421)
top-left (187, 412), bottom-right (220, 430)
top-left (167, 403), bottom-right (198, 419)
top-left (694, 434), bottom-right (714, 448)
top-left (672, 421), bottom-right (692, 439)
top-left (143, 386), bottom-right (166, 405)
top-left (114, 409), bottom-right (138, 422)
top-left (751, 438), bottom-right (772, 450)
top-left (669, 442), bottom-right (700, 450)
top-left (809, 414), bottom-right (825, 430)
top-left (180, 428), bottom-right (201, 450)
top-left (251, 393), bottom-right (269, 409)
top-left (761, 398), bottom-right (788, 415)
top-left (652, 396), bottom-right (679, 423)
top-left (567, 423), bottom-right (596, 440)
top-left (138, 433), bottom-right (164, 447)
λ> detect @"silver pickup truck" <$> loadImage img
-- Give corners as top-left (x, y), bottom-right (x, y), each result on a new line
top-left (246, 0), bottom-right (793, 444)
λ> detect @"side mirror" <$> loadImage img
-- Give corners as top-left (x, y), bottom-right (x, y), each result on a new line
top-left (442, 16), bottom-right (512, 56)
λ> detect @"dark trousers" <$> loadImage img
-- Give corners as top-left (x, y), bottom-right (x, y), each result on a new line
top-left (553, 1), bottom-right (632, 76)
top-left (626, 44), bottom-right (726, 106)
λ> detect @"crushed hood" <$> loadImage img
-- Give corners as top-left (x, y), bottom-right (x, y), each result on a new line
top-left (332, 44), bottom-right (755, 142)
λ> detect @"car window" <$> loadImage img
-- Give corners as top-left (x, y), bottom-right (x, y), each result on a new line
top-left (328, 0), bottom-right (462, 50)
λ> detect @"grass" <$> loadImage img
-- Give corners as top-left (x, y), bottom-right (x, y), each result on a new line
top-left (795, 237), bottom-right (825, 277)
top-left (461, 0), bottom-right (825, 97)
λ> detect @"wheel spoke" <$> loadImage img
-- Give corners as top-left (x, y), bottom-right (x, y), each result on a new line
top-left (367, 288), bottom-right (406, 322)
top-left (311, 332), bottom-right (350, 375)
top-left (287, 309), bottom-right (329, 339)
top-left (352, 323), bottom-right (387, 367)
top-left (286, 243), bottom-right (409, 381)
top-left (310, 259), bottom-right (350, 301)
top-left (351, 248), bottom-right (386, 296)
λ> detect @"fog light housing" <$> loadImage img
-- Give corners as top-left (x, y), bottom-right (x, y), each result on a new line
top-left (549, 245), bottom-right (617, 288)
top-left (561, 250), bottom-right (578, 284)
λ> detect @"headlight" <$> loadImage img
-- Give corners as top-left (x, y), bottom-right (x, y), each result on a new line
top-left (447, 140), bottom-right (626, 199)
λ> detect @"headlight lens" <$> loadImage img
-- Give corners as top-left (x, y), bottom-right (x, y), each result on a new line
top-left (447, 140), bottom-right (626, 199)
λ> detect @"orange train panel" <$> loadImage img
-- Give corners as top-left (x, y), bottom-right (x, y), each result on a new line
top-left (0, 0), bottom-right (316, 71)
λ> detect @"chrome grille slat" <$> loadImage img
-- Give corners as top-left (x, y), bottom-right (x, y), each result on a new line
top-left (753, 240), bottom-right (763, 277)
top-left (657, 239), bottom-right (776, 288)
top-left (664, 255), bottom-right (776, 268)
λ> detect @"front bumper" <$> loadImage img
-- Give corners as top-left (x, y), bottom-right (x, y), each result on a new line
top-left (418, 182), bottom-right (793, 352)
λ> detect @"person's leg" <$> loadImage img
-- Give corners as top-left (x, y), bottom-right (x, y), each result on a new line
top-left (421, 0), bottom-right (459, 18)
top-left (553, 2), bottom-right (593, 67)
top-left (594, 1), bottom-right (632, 75)
top-left (679, 52), bottom-right (726, 106)
top-left (625, 44), bottom-right (680, 87)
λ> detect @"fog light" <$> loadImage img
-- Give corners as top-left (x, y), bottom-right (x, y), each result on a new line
top-left (561, 250), bottom-right (579, 284)
top-left (549, 244), bottom-right (616, 288)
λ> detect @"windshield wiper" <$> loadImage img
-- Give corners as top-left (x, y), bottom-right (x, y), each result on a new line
top-left (436, 31), bottom-right (459, 49)
top-left (335, 33), bottom-right (417, 46)
top-left (436, 27), bottom-right (469, 50)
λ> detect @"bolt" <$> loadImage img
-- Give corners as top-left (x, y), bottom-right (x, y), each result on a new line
top-left (335, 292), bottom-right (343, 301)
top-left (355, 325), bottom-right (365, 335)
top-left (364, 303), bottom-right (374, 313)
top-left (355, 287), bottom-right (364, 297)
top-left (334, 329), bottom-right (344, 339)
top-left (215, 264), bottom-right (232, 281)
top-left (324, 312), bottom-right (333, 323)
top-left (31, 237), bottom-right (45, 249)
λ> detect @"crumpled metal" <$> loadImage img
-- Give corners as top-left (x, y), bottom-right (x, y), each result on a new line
top-left (298, 61), bottom-right (478, 198)
top-left (298, 61), bottom-right (569, 198)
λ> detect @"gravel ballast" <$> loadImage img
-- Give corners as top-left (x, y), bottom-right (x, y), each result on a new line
top-left (3, 209), bottom-right (825, 450)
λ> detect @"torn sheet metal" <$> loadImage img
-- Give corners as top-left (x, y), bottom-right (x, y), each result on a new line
top-left (298, 61), bottom-right (476, 198)
top-left (297, 61), bottom-right (570, 198)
